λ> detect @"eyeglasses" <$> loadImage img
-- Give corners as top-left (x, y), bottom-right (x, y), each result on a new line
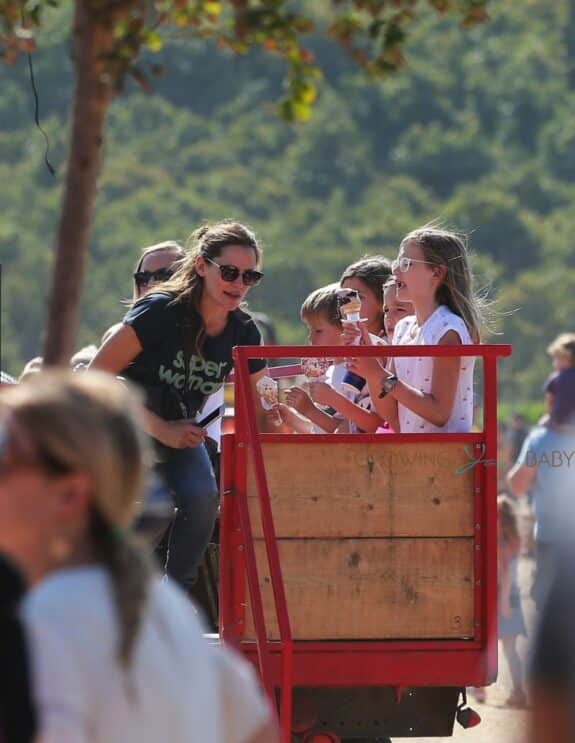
top-left (391, 256), bottom-right (432, 273)
top-left (204, 256), bottom-right (263, 287)
top-left (133, 267), bottom-right (174, 286)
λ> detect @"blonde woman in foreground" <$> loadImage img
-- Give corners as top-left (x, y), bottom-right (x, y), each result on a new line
top-left (0, 371), bottom-right (277, 743)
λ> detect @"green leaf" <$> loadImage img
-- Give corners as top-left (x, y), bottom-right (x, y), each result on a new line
top-left (144, 30), bottom-right (163, 52)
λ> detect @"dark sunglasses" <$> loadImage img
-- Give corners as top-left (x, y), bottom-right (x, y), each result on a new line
top-left (133, 267), bottom-right (174, 286)
top-left (204, 256), bottom-right (263, 287)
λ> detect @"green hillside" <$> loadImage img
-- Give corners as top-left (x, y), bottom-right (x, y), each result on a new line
top-left (1, 0), bottom-right (574, 416)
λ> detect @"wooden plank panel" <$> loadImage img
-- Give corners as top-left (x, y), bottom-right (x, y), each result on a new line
top-left (243, 537), bottom-right (474, 640)
top-left (247, 442), bottom-right (474, 538)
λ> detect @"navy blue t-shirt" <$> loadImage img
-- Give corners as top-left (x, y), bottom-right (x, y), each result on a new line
top-left (122, 292), bottom-right (265, 415)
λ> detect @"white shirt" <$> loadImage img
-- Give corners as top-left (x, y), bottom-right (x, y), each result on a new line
top-left (22, 567), bottom-right (271, 743)
top-left (311, 362), bottom-right (348, 433)
top-left (392, 305), bottom-right (475, 433)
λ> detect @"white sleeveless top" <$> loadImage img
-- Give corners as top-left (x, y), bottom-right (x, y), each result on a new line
top-left (392, 305), bottom-right (475, 433)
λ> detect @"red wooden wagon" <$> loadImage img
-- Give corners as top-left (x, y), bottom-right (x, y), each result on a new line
top-left (219, 343), bottom-right (511, 742)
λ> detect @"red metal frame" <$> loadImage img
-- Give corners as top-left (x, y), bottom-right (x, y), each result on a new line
top-left (220, 344), bottom-right (511, 741)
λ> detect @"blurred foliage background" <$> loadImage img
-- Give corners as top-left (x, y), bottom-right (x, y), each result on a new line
top-left (1, 0), bottom-right (574, 419)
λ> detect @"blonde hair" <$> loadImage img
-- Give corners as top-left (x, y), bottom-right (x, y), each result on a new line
top-left (401, 225), bottom-right (484, 343)
top-left (132, 240), bottom-right (186, 303)
top-left (300, 283), bottom-right (342, 328)
top-left (547, 333), bottom-right (575, 366)
top-left (0, 371), bottom-right (153, 667)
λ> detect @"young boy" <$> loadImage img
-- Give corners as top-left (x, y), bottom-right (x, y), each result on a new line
top-left (545, 333), bottom-right (575, 428)
top-left (278, 284), bottom-right (385, 433)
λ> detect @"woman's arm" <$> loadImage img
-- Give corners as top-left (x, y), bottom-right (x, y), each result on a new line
top-left (89, 325), bottom-right (205, 449)
top-left (89, 323), bottom-right (143, 374)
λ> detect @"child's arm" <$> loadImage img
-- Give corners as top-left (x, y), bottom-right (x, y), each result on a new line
top-left (367, 330), bottom-right (462, 429)
top-left (273, 403), bottom-right (314, 433)
top-left (285, 386), bottom-right (339, 433)
top-left (310, 382), bottom-right (384, 433)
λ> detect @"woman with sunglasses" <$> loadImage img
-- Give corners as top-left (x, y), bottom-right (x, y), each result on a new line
top-left (90, 221), bottom-right (267, 591)
top-left (132, 241), bottom-right (185, 302)
top-left (101, 241), bottom-right (186, 346)
top-left (0, 371), bottom-right (276, 743)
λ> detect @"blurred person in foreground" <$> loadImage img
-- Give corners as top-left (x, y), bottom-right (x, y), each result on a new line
top-left (530, 542), bottom-right (575, 743)
top-left (0, 553), bottom-right (36, 743)
top-left (0, 371), bottom-right (277, 743)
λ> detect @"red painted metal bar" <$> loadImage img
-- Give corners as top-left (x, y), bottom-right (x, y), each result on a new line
top-left (229, 362), bottom-right (303, 382)
top-left (243, 638), bottom-right (482, 652)
top-left (233, 348), bottom-right (294, 743)
top-left (240, 646), bottom-right (490, 688)
top-left (219, 433), bottom-right (235, 642)
top-left (256, 432), bottom-right (484, 444)
top-left (234, 344), bottom-right (511, 359)
top-left (229, 362), bottom-right (277, 700)
top-left (472, 443), bottom-right (484, 649)
top-left (483, 355), bottom-right (500, 682)
top-left (235, 465), bottom-right (275, 698)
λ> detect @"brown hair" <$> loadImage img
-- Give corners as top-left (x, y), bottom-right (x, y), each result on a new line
top-left (547, 333), bottom-right (575, 366)
top-left (148, 221), bottom-right (262, 355)
top-left (0, 371), bottom-right (153, 668)
top-left (300, 283), bottom-right (342, 328)
top-left (340, 255), bottom-right (392, 333)
top-left (401, 225), bottom-right (484, 343)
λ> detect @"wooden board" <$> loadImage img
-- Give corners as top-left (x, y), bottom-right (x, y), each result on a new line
top-left (246, 442), bottom-right (475, 538)
top-left (243, 537), bottom-right (474, 640)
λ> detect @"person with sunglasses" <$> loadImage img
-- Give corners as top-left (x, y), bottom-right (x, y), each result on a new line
top-left (100, 241), bottom-right (186, 347)
top-left (132, 241), bottom-right (186, 303)
top-left (90, 221), bottom-right (268, 592)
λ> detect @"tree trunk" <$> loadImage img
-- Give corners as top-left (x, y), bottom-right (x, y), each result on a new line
top-left (42, 0), bottom-right (116, 366)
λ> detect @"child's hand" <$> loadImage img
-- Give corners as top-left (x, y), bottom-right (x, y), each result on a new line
top-left (346, 355), bottom-right (382, 380)
top-left (285, 386), bottom-right (315, 416)
top-left (309, 381), bottom-right (335, 407)
top-left (266, 404), bottom-right (287, 427)
top-left (341, 319), bottom-right (372, 346)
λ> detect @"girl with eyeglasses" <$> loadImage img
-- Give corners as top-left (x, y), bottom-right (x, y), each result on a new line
top-left (0, 372), bottom-right (276, 743)
top-left (348, 225), bottom-right (484, 433)
top-left (90, 221), bottom-right (268, 591)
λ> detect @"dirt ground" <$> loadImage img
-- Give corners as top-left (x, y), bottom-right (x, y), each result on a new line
top-left (413, 498), bottom-right (535, 743)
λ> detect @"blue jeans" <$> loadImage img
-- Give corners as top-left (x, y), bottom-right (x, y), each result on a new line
top-left (155, 444), bottom-right (218, 590)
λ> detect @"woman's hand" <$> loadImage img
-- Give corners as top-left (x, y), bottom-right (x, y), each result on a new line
top-left (285, 386), bottom-right (315, 417)
top-left (157, 419), bottom-right (206, 449)
top-left (309, 381), bottom-right (336, 407)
